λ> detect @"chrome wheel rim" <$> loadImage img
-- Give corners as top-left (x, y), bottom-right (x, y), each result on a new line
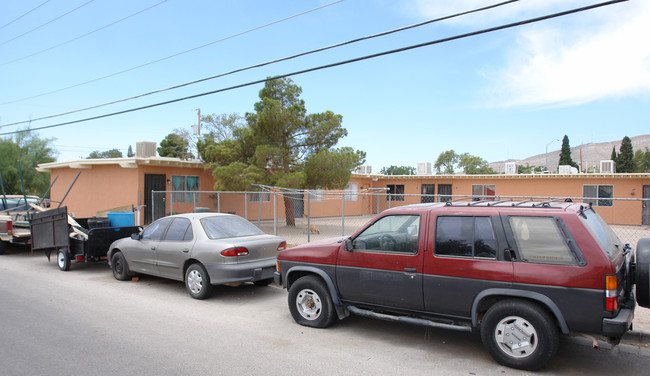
top-left (187, 269), bottom-right (203, 294)
top-left (57, 251), bottom-right (66, 268)
top-left (295, 288), bottom-right (322, 320)
top-left (494, 315), bottom-right (538, 359)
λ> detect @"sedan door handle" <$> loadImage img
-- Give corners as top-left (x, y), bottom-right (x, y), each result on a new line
top-left (150, 246), bottom-right (156, 250)
top-left (181, 248), bottom-right (190, 253)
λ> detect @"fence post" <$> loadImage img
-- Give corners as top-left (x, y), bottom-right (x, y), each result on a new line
top-left (151, 190), bottom-right (155, 222)
top-left (273, 192), bottom-right (277, 236)
top-left (217, 192), bottom-right (221, 213)
top-left (307, 190), bottom-right (311, 243)
top-left (342, 191), bottom-right (345, 236)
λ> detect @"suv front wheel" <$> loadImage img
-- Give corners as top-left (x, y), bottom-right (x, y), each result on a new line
top-left (288, 275), bottom-right (336, 328)
top-left (480, 299), bottom-right (559, 371)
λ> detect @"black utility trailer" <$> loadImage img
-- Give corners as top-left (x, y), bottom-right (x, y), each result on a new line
top-left (31, 207), bottom-right (141, 271)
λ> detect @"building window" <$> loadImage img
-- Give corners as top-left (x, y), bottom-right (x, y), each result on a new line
top-left (345, 183), bottom-right (358, 202)
top-left (472, 184), bottom-right (495, 200)
top-left (421, 184), bottom-right (435, 203)
top-left (171, 175), bottom-right (200, 203)
top-left (249, 192), bottom-right (270, 202)
top-left (438, 184), bottom-right (452, 202)
top-left (386, 184), bottom-right (405, 201)
top-left (583, 185), bottom-right (613, 207)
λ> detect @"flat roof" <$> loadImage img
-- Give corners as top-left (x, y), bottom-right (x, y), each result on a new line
top-left (36, 157), bottom-right (205, 172)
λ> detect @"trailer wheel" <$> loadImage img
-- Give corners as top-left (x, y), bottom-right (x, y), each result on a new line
top-left (57, 248), bottom-right (71, 271)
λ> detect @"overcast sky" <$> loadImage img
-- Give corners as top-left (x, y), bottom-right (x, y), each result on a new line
top-left (1, 0), bottom-right (648, 171)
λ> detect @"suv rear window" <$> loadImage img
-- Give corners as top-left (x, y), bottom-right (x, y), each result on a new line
top-left (580, 207), bottom-right (622, 260)
top-left (509, 216), bottom-right (578, 266)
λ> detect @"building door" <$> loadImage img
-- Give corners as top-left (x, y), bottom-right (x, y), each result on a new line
top-left (641, 185), bottom-right (650, 226)
top-left (144, 174), bottom-right (166, 224)
top-left (421, 184), bottom-right (435, 203)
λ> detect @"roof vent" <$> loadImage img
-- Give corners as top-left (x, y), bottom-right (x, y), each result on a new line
top-left (136, 142), bottom-right (157, 158)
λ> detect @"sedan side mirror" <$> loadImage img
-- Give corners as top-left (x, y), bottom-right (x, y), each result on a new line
top-left (131, 233), bottom-right (142, 240)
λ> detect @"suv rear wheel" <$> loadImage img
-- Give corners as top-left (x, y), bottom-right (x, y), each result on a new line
top-left (480, 299), bottom-right (559, 371)
top-left (288, 275), bottom-right (335, 328)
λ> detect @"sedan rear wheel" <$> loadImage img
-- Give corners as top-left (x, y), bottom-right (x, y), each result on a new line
top-left (185, 263), bottom-right (212, 300)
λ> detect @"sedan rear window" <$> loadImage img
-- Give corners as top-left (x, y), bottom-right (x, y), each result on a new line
top-left (200, 216), bottom-right (263, 239)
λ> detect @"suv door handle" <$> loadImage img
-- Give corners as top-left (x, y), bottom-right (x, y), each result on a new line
top-left (404, 268), bottom-right (417, 273)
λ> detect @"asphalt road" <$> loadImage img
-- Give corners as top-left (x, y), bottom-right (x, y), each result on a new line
top-left (1, 245), bottom-right (649, 376)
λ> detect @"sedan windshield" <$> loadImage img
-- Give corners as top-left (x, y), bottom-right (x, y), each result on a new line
top-left (200, 216), bottom-right (264, 239)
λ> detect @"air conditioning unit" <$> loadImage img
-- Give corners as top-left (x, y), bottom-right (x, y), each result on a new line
top-left (600, 160), bottom-right (616, 174)
top-left (417, 162), bottom-right (432, 175)
top-left (356, 165), bottom-right (372, 174)
top-left (136, 142), bottom-right (157, 158)
top-left (504, 162), bottom-right (517, 175)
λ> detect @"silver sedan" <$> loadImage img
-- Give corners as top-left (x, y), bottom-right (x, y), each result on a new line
top-left (107, 213), bottom-right (286, 299)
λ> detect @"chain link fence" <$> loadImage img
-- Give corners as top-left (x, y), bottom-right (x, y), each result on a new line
top-left (151, 190), bottom-right (650, 247)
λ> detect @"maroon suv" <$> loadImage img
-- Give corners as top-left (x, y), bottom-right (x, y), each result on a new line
top-left (274, 200), bottom-right (650, 371)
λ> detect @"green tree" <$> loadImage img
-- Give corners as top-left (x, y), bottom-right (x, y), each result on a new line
top-left (558, 135), bottom-right (578, 169)
top-left (158, 133), bottom-right (193, 159)
top-left (458, 153), bottom-right (496, 174)
top-left (127, 145), bottom-right (134, 157)
top-left (517, 164), bottom-right (544, 174)
top-left (610, 147), bottom-right (617, 161)
top-left (633, 148), bottom-right (650, 172)
top-left (616, 136), bottom-right (634, 173)
top-left (201, 78), bottom-right (365, 226)
top-left (87, 148), bottom-right (123, 158)
top-left (434, 150), bottom-right (459, 174)
top-left (0, 130), bottom-right (56, 195)
top-left (380, 165), bottom-right (416, 175)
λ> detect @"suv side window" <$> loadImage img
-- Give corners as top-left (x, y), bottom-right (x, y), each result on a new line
top-left (435, 216), bottom-right (497, 258)
top-left (508, 216), bottom-right (578, 265)
top-left (352, 215), bottom-right (420, 253)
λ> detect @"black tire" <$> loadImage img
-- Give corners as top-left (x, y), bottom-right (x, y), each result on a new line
top-left (288, 275), bottom-right (336, 328)
top-left (0, 240), bottom-right (7, 255)
top-left (253, 278), bottom-right (273, 287)
top-left (57, 248), bottom-right (71, 271)
top-left (111, 252), bottom-right (131, 281)
top-left (635, 238), bottom-right (650, 308)
top-left (480, 300), bottom-right (559, 371)
top-left (185, 263), bottom-right (212, 300)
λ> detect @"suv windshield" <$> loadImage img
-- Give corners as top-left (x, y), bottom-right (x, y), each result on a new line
top-left (580, 207), bottom-right (622, 260)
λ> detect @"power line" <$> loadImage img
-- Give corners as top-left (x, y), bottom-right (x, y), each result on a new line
top-left (1, 0), bottom-right (519, 127)
top-left (0, 0), bottom-right (168, 67)
top-left (0, 0), bottom-right (52, 31)
top-left (0, 0), bottom-right (345, 106)
top-left (0, 0), bottom-right (627, 137)
top-left (0, 0), bottom-right (97, 48)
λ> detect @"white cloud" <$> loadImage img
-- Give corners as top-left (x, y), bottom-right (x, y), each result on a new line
top-left (484, 1), bottom-right (650, 107)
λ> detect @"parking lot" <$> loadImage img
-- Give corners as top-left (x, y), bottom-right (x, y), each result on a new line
top-left (2, 244), bottom-right (650, 375)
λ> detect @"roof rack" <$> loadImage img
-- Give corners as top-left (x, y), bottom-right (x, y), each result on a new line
top-left (440, 197), bottom-right (576, 209)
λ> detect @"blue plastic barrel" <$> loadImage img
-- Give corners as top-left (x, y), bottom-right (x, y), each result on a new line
top-left (107, 212), bottom-right (134, 227)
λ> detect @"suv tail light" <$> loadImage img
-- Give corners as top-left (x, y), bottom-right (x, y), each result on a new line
top-left (605, 274), bottom-right (618, 312)
top-left (221, 247), bottom-right (249, 257)
top-left (277, 241), bottom-right (286, 251)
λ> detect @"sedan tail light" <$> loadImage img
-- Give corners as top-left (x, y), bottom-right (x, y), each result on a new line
top-left (277, 241), bottom-right (287, 251)
top-left (221, 247), bottom-right (249, 257)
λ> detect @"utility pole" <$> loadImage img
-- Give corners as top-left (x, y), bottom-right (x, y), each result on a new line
top-left (196, 108), bottom-right (201, 136)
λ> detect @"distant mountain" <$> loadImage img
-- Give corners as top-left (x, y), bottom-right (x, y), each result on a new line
top-left (488, 135), bottom-right (650, 173)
